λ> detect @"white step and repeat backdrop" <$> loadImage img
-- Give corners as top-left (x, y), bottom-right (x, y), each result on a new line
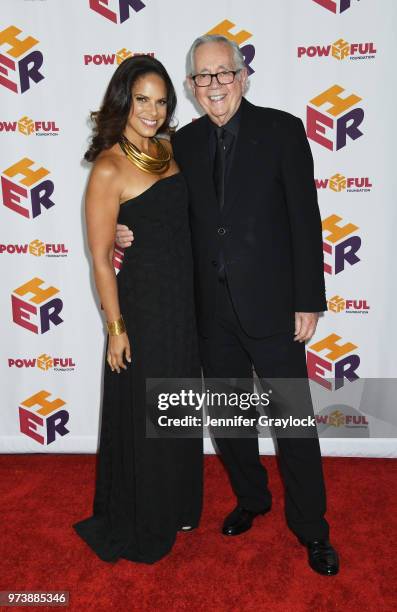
top-left (1, 0), bottom-right (396, 456)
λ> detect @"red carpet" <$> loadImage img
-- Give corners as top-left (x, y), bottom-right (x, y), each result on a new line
top-left (1, 453), bottom-right (396, 611)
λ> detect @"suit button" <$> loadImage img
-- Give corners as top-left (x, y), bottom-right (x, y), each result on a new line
top-left (218, 227), bottom-right (226, 235)
top-left (211, 260), bottom-right (218, 267)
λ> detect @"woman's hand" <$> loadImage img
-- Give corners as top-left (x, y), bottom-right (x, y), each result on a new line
top-left (107, 332), bottom-right (132, 373)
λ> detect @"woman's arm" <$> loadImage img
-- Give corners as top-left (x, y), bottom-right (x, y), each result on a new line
top-left (85, 158), bottom-right (131, 372)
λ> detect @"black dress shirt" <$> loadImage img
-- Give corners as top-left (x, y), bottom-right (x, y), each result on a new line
top-left (208, 102), bottom-right (242, 281)
top-left (209, 101), bottom-right (242, 184)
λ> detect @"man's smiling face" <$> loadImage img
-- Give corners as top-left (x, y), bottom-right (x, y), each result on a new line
top-left (190, 41), bottom-right (247, 126)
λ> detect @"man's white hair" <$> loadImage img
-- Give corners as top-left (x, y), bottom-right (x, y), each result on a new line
top-left (187, 34), bottom-right (246, 76)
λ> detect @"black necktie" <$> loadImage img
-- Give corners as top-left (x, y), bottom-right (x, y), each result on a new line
top-left (213, 127), bottom-right (226, 209)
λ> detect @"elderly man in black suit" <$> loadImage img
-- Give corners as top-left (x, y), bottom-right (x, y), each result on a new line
top-left (115, 35), bottom-right (339, 576)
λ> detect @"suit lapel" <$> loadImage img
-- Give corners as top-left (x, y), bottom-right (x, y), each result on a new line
top-left (223, 97), bottom-right (260, 217)
top-left (188, 116), bottom-right (219, 210)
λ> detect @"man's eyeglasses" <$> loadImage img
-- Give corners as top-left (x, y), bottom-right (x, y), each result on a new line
top-left (191, 70), bottom-right (241, 87)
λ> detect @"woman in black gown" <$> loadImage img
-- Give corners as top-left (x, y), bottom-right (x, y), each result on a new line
top-left (73, 56), bottom-right (203, 564)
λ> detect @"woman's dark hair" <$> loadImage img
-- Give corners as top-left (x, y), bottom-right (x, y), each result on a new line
top-left (84, 55), bottom-right (177, 162)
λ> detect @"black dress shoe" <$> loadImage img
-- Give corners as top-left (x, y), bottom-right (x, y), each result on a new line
top-left (222, 505), bottom-right (271, 536)
top-left (299, 538), bottom-right (339, 575)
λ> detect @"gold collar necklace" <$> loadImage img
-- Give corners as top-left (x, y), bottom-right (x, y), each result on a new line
top-left (119, 134), bottom-right (171, 175)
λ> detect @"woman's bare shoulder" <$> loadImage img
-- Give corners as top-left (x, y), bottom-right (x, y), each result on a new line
top-left (92, 147), bottom-right (123, 179)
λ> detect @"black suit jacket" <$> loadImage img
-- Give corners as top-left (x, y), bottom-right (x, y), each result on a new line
top-left (172, 97), bottom-right (327, 338)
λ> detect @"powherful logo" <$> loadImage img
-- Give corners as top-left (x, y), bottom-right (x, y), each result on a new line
top-left (0, 116), bottom-right (59, 137)
top-left (312, 0), bottom-right (353, 14)
top-left (0, 26), bottom-right (44, 94)
top-left (0, 240), bottom-right (68, 258)
top-left (11, 277), bottom-right (64, 335)
top-left (307, 333), bottom-right (360, 391)
top-left (298, 39), bottom-right (377, 61)
top-left (316, 407), bottom-right (369, 435)
top-left (307, 85), bottom-right (364, 151)
top-left (1, 158), bottom-right (55, 219)
top-left (327, 295), bottom-right (370, 315)
top-left (89, 0), bottom-right (148, 24)
top-left (316, 173), bottom-right (372, 193)
top-left (19, 390), bottom-right (69, 445)
top-left (206, 20), bottom-right (255, 75)
top-left (322, 214), bottom-right (361, 276)
top-left (84, 48), bottom-right (154, 66)
top-left (9, 353), bottom-right (76, 372)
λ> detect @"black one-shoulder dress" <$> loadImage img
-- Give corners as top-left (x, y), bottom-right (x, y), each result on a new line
top-left (73, 173), bottom-right (203, 564)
